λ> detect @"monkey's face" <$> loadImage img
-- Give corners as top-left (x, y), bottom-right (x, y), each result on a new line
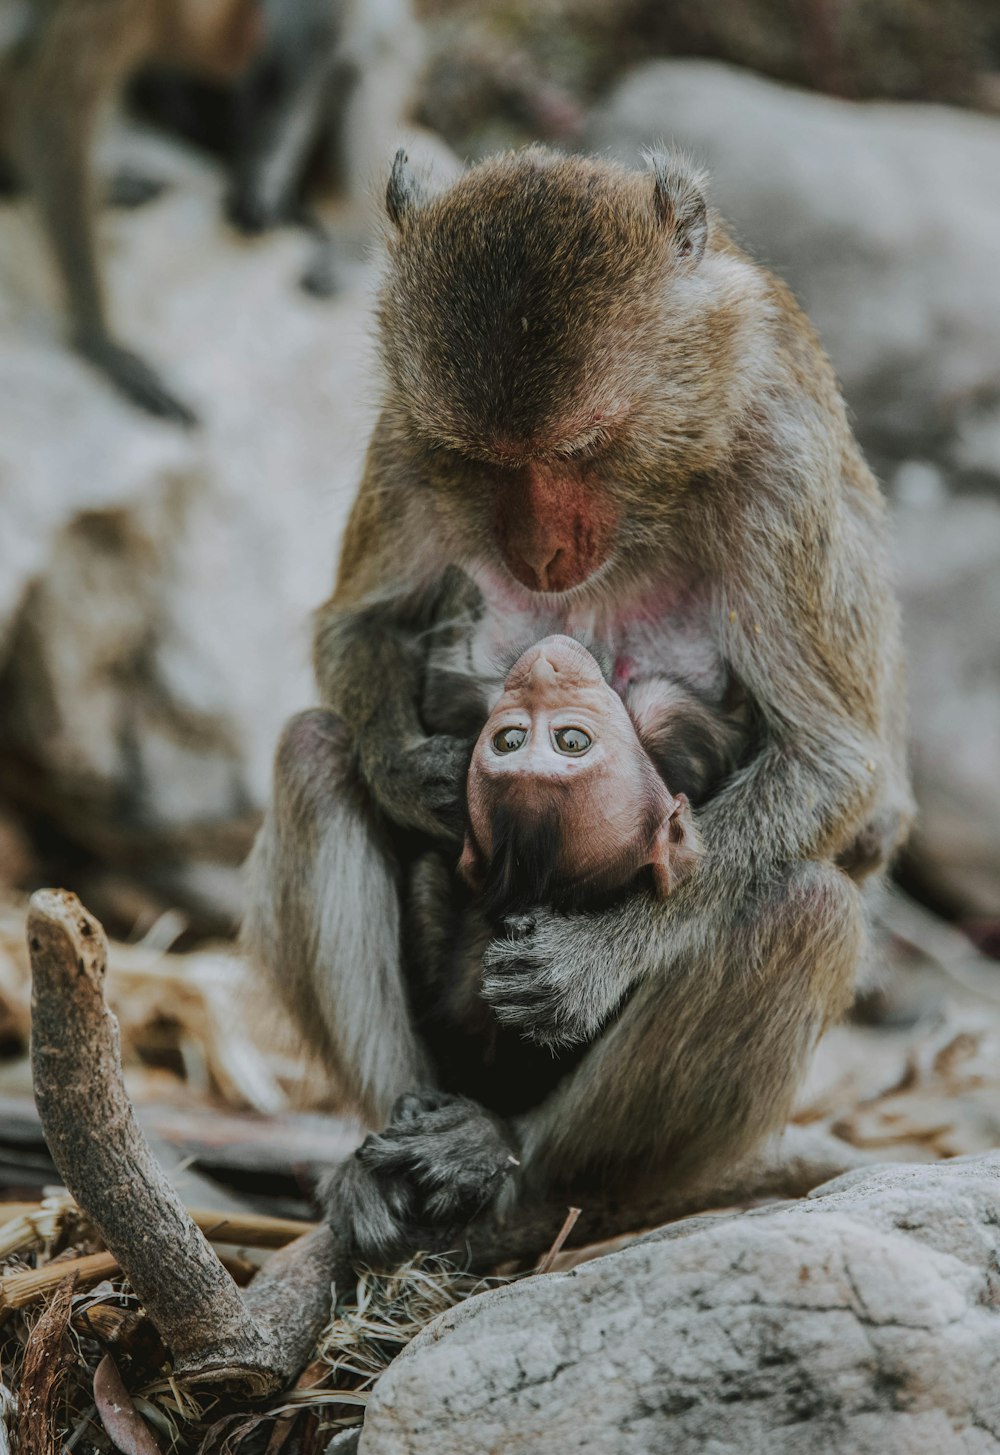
top-left (380, 149), bottom-right (723, 601)
top-left (461, 636), bottom-right (682, 899)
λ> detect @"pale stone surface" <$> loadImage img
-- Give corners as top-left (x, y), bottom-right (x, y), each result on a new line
top-left (894, 496), bottom-right (1000, 916)
top-left (0, 133), bottom-right (375, 920)
top-left (359, 1154), bottom-right (1000, 1454)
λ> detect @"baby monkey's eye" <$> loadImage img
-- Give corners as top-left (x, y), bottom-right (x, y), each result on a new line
top-left (493, 726), bottom-right (527, 753)
top-left (554, 727), bottom-right (592, 755)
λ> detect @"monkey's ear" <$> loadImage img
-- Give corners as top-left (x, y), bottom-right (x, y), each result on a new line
top-left (458, 832), bottom-right (486, 891)
top-left (648, 793), bottom-right (702, 898)
top-left (386, 149), bottom-right (428, 228)
top-left (646, 152), bottom-right (708, 268)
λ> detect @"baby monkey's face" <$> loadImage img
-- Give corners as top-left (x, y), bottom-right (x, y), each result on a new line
top-left (462, 636), bottom-right (696, 901)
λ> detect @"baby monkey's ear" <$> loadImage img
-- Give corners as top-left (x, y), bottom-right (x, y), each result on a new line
top-left (648, 793), bottom-right (702, 898)
top-left (458, 832), bottom-right (486, 892)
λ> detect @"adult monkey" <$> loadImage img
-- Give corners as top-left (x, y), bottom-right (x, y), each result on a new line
top-left (245, 147), bottom-right (912, 1262)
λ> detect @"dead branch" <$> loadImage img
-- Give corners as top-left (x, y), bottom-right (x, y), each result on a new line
top-left (0, 1201), bottom-right (318, 1250)
top-left (27, 889), bottom-right (347, 1398)
top-left (16, 1273), bottom-right (77, 1455)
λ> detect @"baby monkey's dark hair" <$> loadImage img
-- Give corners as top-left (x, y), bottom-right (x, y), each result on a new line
top-left (475, 799), bottom-right (661, 924)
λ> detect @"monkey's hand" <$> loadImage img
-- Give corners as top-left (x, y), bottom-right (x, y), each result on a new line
top-left (365, 732), bottom-right (472, 842)
top-left (321, 1092), bottom-right (518, 1264)
top-left (482, 908), bottom-right (636, 1049)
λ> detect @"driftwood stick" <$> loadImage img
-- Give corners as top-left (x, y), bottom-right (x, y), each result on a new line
top-left (0, 1201), bottom-right (318, 1250)
top-left (27, 890), bottom-right (347, 1396)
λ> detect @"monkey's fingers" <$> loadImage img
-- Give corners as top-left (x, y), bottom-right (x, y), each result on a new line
top-left (75, 335), bottom-right (199, 427)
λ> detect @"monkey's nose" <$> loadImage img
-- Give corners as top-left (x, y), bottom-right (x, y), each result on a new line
top-left (528, 655), bottom-right (559, 686)
top-left (512, 542), bottom-right (564, 593)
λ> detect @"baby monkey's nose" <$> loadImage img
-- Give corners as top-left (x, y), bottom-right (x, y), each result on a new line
top-left (528, 654), bottom-right (560, 686)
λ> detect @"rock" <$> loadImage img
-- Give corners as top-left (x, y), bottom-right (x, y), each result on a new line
top-left (894, 494), bottom-right (1000, 919)
top-left (358, 1153), bottom-right (1000, 1454)
top-left (587, 61), bottom-right (1000, 482)
top-left (0, 126), bottom-right (453, 929)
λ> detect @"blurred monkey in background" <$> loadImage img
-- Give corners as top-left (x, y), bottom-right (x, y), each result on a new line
top-left (2, 0), bottom-right (265, 423)
top-left (0, 0), bottom-right (421, 420)
top-left (132, 0), bottom-right (425, 296)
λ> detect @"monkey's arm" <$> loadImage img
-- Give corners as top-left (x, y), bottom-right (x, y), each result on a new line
top-left (484, 480), bottom-right (909, 1047)
top-left (227, 22), bottom-right (341, 235)
top-left (313, 442), bottom-right (473, 840)
top-left (14, 0), bottom-right (196, 423)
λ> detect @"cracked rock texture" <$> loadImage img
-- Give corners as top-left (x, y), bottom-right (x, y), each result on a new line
top-left (358, 1154), bottom-right (1000, 1454)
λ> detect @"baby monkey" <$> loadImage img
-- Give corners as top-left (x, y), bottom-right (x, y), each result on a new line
top-left (351, 634), bottom-right (749, 1252)
top-left (459, 635), bottom-right (703, 920)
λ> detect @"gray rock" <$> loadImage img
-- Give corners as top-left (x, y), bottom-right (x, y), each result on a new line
top-left (588, 61), bottom-right (1000, 482)
top-left (894, 495), bottom-right (1000, 917)
top-left (0, 131), bottom-right (458, 921)
top-left (358, 1154), bottom-right (1000, 1454)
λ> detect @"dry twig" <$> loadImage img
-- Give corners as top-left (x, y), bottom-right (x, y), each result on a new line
top-left (27, 889), bottom-right (348, 1398)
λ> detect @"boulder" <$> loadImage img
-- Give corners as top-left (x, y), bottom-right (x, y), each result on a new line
top-left (587, 61), bottom-right (1000, 483)
top-left (358, 1153), bottom-right (1000, 1454)
top-left (0, 127), bottom-right (454, 925)
top-left (894, 494), bottom-right (1000, 919)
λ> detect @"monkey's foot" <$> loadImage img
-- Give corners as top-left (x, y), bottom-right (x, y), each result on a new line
top-left (299, 241), bottom-right (347, 300)
top-left (226, 183), bottom-right (290, 237)
top-left (324, 1092), bottom-right (518, 1265)
top-left (105, 170), bottom-right (169, 210)
top-left (0, 154), bottom-right (23, 198)
top-left (75, 335), bottom-right (198, 427)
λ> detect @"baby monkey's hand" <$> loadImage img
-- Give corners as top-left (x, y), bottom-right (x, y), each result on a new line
top-left (482, 907), bottom-right (634, 1050)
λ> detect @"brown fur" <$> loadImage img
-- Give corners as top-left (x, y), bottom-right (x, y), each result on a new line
top-left (245, 147), bottom-right (912, 1262)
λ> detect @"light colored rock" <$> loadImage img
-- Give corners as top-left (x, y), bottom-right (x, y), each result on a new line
top-left (359, 1154), bottom-right (1000, 1455)
top-left (0, 131), bottom-right (400, 922)
top-left (587, 61), bottom-right (1000, 479)
top-left (893, 494), bottom-right (1000, 917)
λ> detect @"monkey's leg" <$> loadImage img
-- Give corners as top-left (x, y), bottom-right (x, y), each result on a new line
top-left (227, 50), bottom-right (338, 235)
top-left (14, 1), bottom-right (197, 425)
top-left (243, 709), bottom-right (432, 1126)
top-left (514, 861), bottom-right (863, 1205)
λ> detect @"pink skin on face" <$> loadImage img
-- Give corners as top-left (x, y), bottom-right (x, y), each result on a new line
top-left (461, 635), bottom-right (698, 897)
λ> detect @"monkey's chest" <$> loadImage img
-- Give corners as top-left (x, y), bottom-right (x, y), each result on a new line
top-left (420, 577), bottom-right (726, 735)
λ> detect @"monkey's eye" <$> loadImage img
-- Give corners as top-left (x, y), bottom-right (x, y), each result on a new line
top-left (553, 727), bottom-right (592, 755)
top-left (493, 726), bottom-right (527, 753)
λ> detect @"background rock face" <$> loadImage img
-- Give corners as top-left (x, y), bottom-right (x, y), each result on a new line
top-left (0, 139), bottom-right (373, 928)
top-left (895, 497), bottom-right (1000, 919)
top-left (358, 1154), bottom-right (1000, 1455)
